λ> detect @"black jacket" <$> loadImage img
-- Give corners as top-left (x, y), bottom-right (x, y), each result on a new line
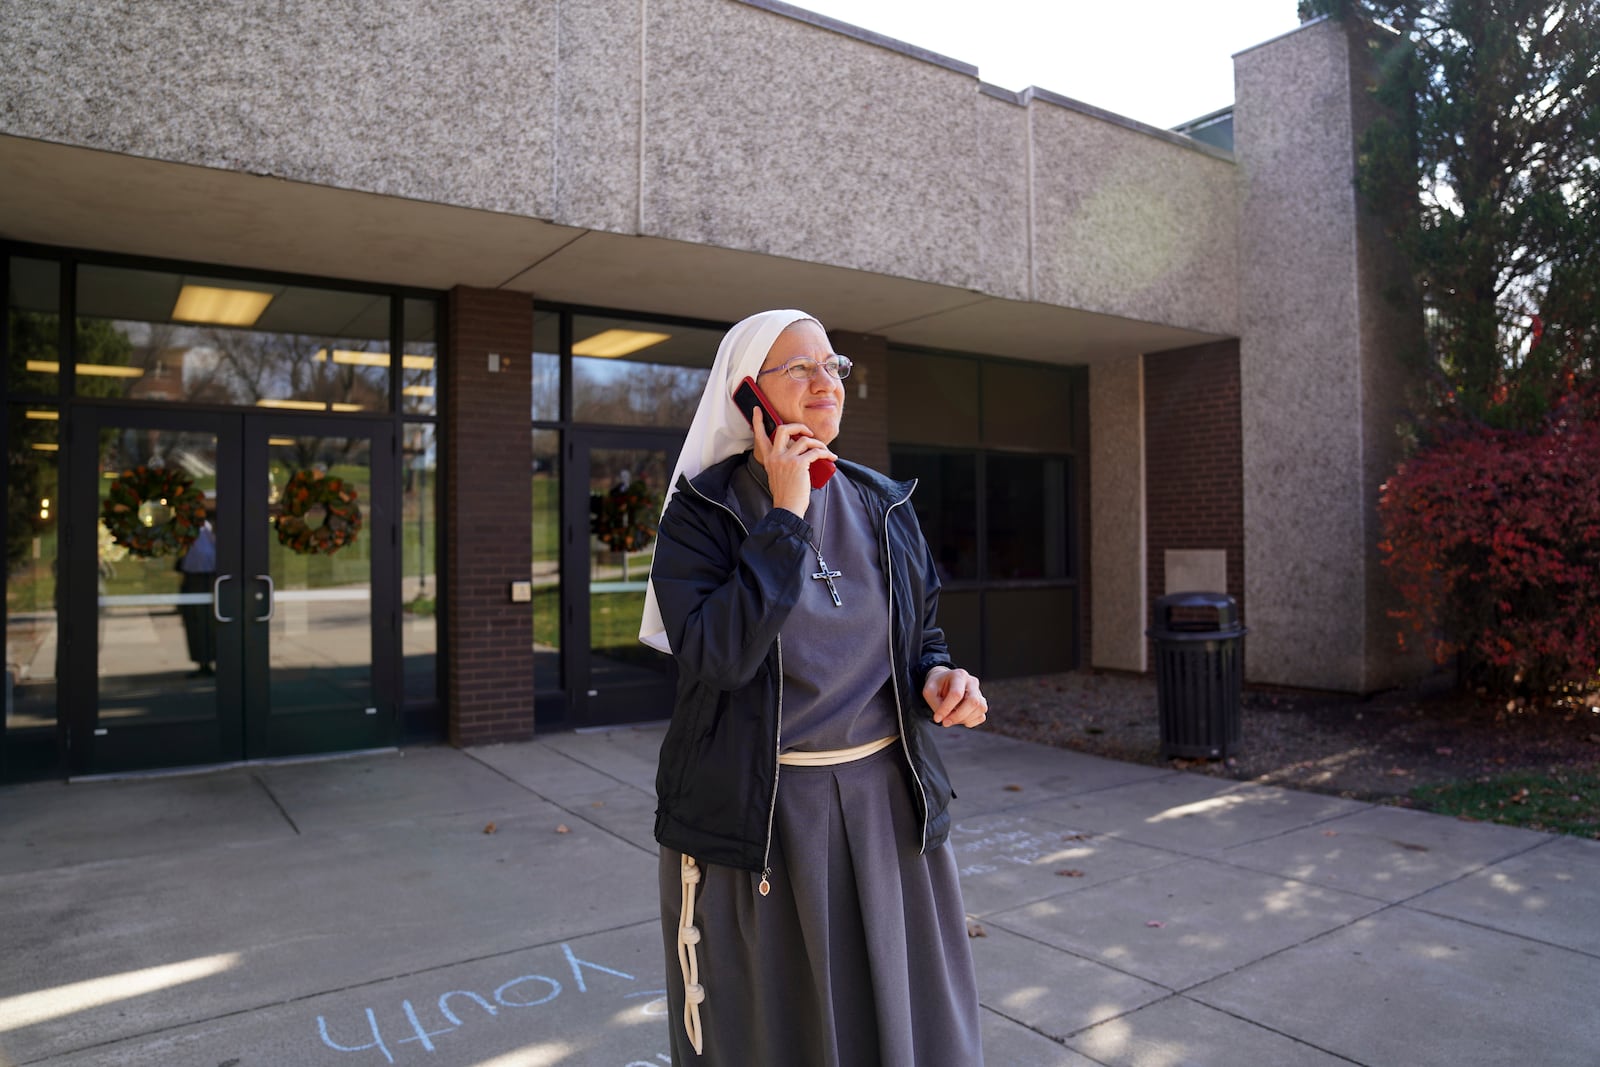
top-left (650, 454), bottom-right (956, 875)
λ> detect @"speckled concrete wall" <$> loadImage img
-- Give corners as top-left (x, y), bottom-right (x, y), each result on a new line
top-left (1234, 18), bottom-right (1416, 692)
top-left (0, 0), bottom-right (1240, 335)
top-left (639, 0), bottom-right (983, 289)
top-left (557, 0), bottom-right (642, 233)
top-left (1028, 99), bottom-right (1240, 336)
top-left (0, 0), bottom-right (561, 218)
top-left (1089, 358), bottom-right (1146, 672)
top-left (976, 89), bottom-right (1031, 303)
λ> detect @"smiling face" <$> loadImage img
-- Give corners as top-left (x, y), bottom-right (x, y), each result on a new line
top-left (756, 319), bottom-right (845, 445)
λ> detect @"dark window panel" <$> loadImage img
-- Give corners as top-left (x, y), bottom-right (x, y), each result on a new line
top-left (986, 454), bottom-right (1070, 581)
top-left (981, 362), bottom-right (1075, 451)
top-left (7, 257), bottom-right (60, 394)
top-left (888, 351), bottom-right (980, 447)
top-left (891, 450), bottom-right (979, 581)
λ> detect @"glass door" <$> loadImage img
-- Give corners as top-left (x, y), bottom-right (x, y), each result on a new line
top-left (244, 415), bottom-right (396, 758)
top-left (67, 409), bottom-right (396, 773)
top-left (564, 431), bottom-right (680, 727)
top-left (68, 409), bottom-right (239, 772)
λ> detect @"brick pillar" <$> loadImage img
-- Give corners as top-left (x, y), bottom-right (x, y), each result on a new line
top-left (445, 287), bottom-right (535, 745)
top-left (827, 330), bottom-right (890, 472)
top-left (1143, 340), bottom-right (1246, 627)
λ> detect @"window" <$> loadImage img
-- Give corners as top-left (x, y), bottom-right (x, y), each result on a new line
top-left (7, 257), bottom-right (60, 395)
top-left (5, 405), bottom-right (59, 741)
top-left (985, 454), bottom-right (1071, 581)
top-left (531, 428), bottom-right (561, 694)
top-left (72, 264), bottom-right (395, 412)
top-left (532, 310), bottom-right (560, 422)
top-left (401, 423), bottom-right (438, 705)
top-left (889, 450), bottom-right (1073, 585)
top-left (570, 313), bottom-right (721, 428)
top-left (889, 348), bottom-right (1084, 678)
top-left (402, 299), bottom-right (439, 415)
top-left (889, 450), bottom-right (978, 581)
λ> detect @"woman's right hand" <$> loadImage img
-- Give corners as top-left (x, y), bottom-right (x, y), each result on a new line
top-left (751, 410), bottom-right (836, 519)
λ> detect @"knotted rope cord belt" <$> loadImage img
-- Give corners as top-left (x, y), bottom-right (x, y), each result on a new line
top-left (775, 734), bottom-right (897, 767)
top-left (675, 734), bottom-right (900, 1053)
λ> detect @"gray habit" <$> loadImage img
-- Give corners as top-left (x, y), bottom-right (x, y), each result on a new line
top-left (658, 461), bottom-right (983, 1065)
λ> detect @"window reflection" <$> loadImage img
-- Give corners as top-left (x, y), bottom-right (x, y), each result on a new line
top-left (402, 299), bottom-right (439, 415)
top-left (532, 429), bottom-right (560, 693)
top-left (7, 257), bottom-right (60, 395)
top-left (5, 406), bottom-right (59, 735)
top-left (402, 423), bottom-right (438, 704)
top-left (95, 426), bottom-right (221, 726)
top-left (72, 264), bottom-right (394, 412)
top-left (265, 434), bottom-right (375, 718)
top-left (571, 314), bottom-right (720, 428)
top-left (532, 310), bottom-right (560, 422)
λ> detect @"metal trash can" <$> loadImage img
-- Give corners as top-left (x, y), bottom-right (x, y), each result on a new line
top-left (1146, 592), bottom-right (1248, 759)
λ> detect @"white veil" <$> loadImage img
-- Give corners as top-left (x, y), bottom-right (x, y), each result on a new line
top-left (637, 309), bottom-right (820, 654)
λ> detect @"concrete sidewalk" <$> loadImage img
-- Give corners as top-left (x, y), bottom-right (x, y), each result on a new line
top-left (1, 726), bottom-right (1596, 1066)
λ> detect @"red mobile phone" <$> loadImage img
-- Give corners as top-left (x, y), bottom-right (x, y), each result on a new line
top-left (733, 376), bottom-right (836, 488)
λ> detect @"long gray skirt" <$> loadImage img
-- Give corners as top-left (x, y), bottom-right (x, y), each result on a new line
top-left (658, 744), bottom-right (983, 1066)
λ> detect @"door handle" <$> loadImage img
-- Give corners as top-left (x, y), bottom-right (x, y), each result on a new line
top-left (255, 574), bottom-right (275, 622)
top-left (213, 574), bottom-right (234, 622)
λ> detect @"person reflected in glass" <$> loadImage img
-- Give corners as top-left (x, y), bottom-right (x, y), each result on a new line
top-left (640, 310), bottom-right (989, 1065)
top-left (177, 500), bottom-right (217, 678)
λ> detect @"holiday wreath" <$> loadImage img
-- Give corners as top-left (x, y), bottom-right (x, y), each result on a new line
top-left (101, 465), bottom-right (208, 559)
top-left (275, 469), bottom-right (363, 555)
top-left (590, 479), bottom-right (658, 553)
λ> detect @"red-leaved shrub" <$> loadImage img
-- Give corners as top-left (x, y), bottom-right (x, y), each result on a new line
top-left (1378, 384), bottom-right (1600, 693)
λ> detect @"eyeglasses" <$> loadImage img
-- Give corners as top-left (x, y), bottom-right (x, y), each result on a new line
top-left (756, 354), bottom-right (854, 382)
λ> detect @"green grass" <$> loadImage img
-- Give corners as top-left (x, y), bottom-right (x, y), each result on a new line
top-left (533, 586), bottom-right (560, 651)
top-left (590, 589), bottom-right (647, 649)
top-left (530, 585), bottom-right (651, 653)
top-left (532, 474), bottom-right (558, 563)
top-left (1412, 770), bottom-right (1600, 839)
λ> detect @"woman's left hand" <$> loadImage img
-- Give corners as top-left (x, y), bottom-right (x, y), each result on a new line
top-left (922, 666), bottom-right (988, 728)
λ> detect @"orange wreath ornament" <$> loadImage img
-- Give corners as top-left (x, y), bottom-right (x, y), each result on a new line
top-left (274, 469), bottom-right (363, 555)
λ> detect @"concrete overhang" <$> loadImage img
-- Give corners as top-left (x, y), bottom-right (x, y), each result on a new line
top-left (1, 135), bottom-right (1223, 364)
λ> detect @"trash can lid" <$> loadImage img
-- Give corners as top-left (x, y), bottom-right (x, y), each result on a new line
top-left (1152, 591), bottom-right (1241, 632)
top-left (1146, 624), bottom-right (1248, 640)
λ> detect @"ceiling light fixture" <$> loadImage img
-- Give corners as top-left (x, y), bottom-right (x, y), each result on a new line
top-left (255, 399), bottom-right (327, 411)
top-left (27, 359), bottom-right (145, 378)
top-left (171, 285), bottom-right (274, 327)
top-left (572, 329), bottom-right (671, 359)
top-left (314, 349), bottom-right (435, 369)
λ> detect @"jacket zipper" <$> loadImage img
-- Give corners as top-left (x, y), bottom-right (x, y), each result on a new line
top-left (677, 479), bottom-right (784, 895)
top-left (882, 480), bottom-right (933, 854)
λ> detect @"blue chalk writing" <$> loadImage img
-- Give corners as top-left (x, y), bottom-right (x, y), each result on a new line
top-left (396, 1001), bottom-right (454, 1053)
top-left (563, 942), bottom-right (634, 991)
top-left (318, 1008), bottom-right (395, 1064)
top-left (314, 943), bottom-right (649, 1061)
top-left (493, 974), bottom-right (561, 1008)
top-left (436, 990), bottom-right (497, 1026)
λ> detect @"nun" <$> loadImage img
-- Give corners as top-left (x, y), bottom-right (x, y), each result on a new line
top-left (640, 309), bottom-right (989, 1065)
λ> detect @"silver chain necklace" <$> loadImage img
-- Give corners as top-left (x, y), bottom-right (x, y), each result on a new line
top-left (807, 482), bottom-right (843, 608)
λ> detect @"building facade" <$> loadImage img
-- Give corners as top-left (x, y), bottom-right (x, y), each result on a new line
top-left (0, 1), bottom-right (1420, 781)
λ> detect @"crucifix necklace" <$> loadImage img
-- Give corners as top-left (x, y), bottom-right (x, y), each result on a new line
top-left (807, 483), bottom-right (843, 608)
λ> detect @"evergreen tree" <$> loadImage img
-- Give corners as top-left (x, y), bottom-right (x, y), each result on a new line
top-left (1304, 0), bottom-right (1600, 429)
